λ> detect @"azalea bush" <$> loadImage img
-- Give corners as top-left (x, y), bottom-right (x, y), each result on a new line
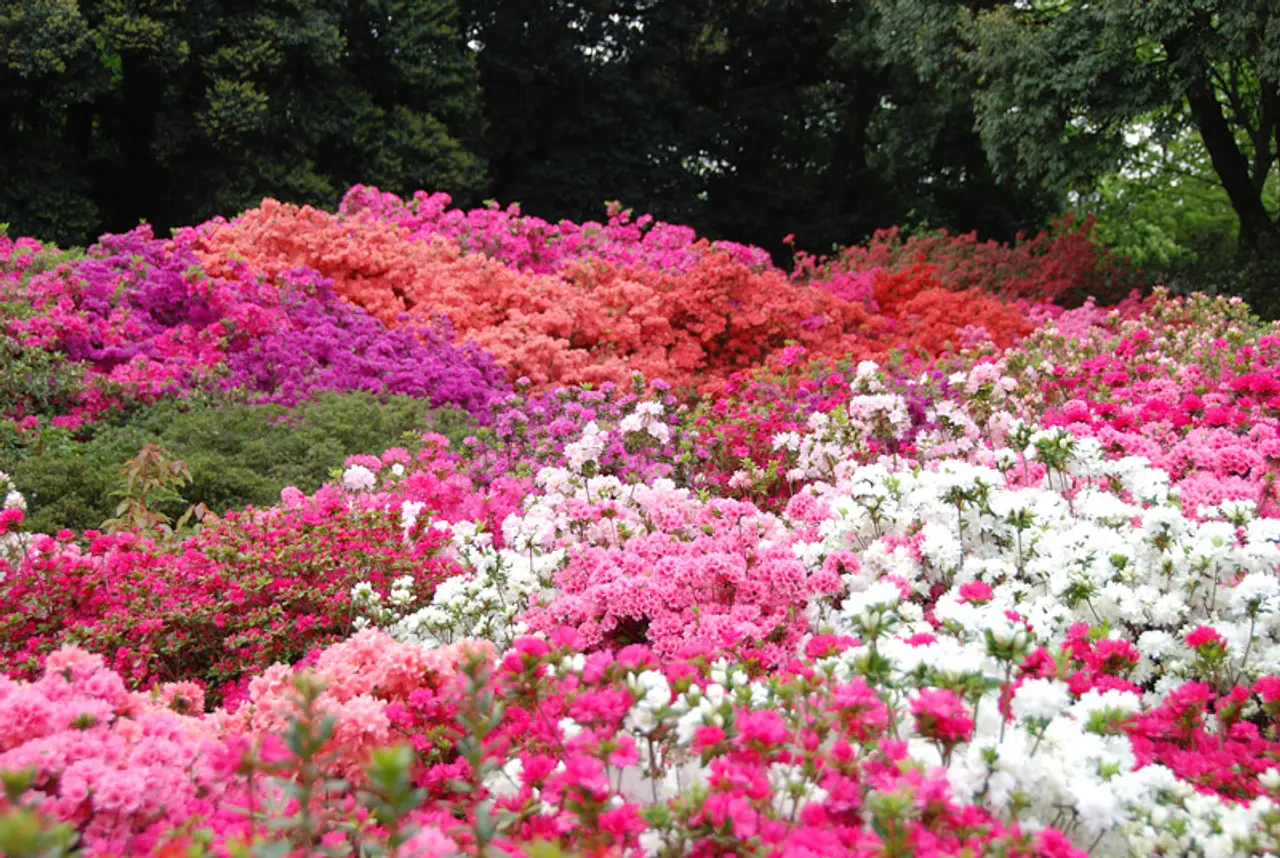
top-left (0, 228), bottom-right (507, 434)
top-left (1003, 290), bottom-right (1280, 515)
top-left (0, 434), bottom-right (534, 704)
top-left (186, 191), bottom-right (1093, 392)
top-left (816, 215), bottom-right (1139, 307)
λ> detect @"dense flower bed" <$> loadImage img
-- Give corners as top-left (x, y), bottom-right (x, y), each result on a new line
top-left (0, 229), bottom-right (508, 434)
top-left (3, 191), bottom-right (1280, 858)
top-left (185, 191), bottom-right (1099, 392)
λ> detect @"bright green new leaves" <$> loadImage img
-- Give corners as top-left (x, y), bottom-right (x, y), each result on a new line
top-left (960, 0), bottom-right (1280, 259)
top-left (1072, 126), bottom-right (1243, 272)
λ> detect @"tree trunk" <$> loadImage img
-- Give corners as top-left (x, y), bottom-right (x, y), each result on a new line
top-left (1172, 55), bottom-right (1278, 256)
top-left (1164, 24), bottom-right (1277, 257)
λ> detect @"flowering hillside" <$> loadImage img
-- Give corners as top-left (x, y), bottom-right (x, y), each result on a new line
top-left (1, 191), bottom-right (1278, 858)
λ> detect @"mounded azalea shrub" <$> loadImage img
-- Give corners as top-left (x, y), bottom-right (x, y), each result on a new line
top-left (0, 459), bottom-right (466, 702)
top-left (188, 195), bottom-right (1063, 393)
top-left (0, 227), bottom-right (507, 434)
top-left (860, 263), bottom-right (1041, 353)
top-left (4, 228), bottom-right (277, 429)
top-left (811, 214), bottom-right (1139, 307)
top-left (511, 474), bottom-right (840, 666)
top-left (1003, 290), bottom-right (1280, 516)
top-left (216, 260), bottom-right (508, 411)
top-left (0, 637), bottom-right (478, 858)
top-left (10, 391), bottom-right (473, 535)
top-left (0, 645), bottom-right (227, 856)
top-left (188, 200), bottom-right (868, 391)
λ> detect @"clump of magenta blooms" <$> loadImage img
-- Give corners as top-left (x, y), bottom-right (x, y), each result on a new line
top-left (1, 190), bottom-right (1279, 858)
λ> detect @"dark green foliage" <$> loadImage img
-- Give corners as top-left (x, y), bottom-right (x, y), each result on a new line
top-left (0, 338), bottom-right (85, 427)
top-left (8, 391), bottom-right (474, 535)
top-left (459, 0), bottom-right (695, 229)
top-left (2, 0), bottom-right (1078, 259)
top-left (459, 0), bottom-right (1060, 259)
top-left (0, 0), bottom-right (486, 246)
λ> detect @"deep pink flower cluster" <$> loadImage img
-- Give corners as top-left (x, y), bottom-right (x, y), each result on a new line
top-left (1127, 679), bottom-right (1280, 802)
top-left (2, 631), bottom-right (1088, 858)
top-left (0, 440), bottom-right (512, 702)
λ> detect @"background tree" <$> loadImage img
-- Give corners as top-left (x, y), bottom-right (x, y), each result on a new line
top-left (459, 0), bottom-right (1059, 259)
top-left (950, 0), bottom-right (1280, 263)
top-left (0, 0), bottom-right (486, 246)
top-left (1071, 124), bottom-right (1244, 275)
top-left (456, 0), bottom-right (694, 229)
top-left (4, 0), bottom-right (1066, 257)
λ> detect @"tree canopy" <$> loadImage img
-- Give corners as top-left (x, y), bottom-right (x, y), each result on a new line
top-left (459, 0), bottom-right (1058, 257)
top-left (1, 0), bottom-right (1110, 255)
top-left (951, 0), bottom-right (1280, 261)
top-left (0, 0), bottom-right (486, 246)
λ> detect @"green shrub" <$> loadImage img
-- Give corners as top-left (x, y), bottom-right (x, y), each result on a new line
top-left (7, 391), bottom-right (474, 535)
top-left (0, 336), bottom-right (86, 428)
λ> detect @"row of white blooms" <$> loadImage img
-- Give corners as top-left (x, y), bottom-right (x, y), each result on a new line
top-left (790, 456), bottom-right (1279, 855)
top-left (344, 370), bottom-right (1280, 857)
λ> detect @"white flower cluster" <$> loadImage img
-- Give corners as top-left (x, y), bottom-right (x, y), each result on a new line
top-left (779, 410), bottom-right (865, 483)
top-left (806, 450), bottom-right (1280, 678)
top-left (341, 464), bottom-right (377, 493)
top-left (350, 575), bottom-right (416, 629)
top-left (786, 437), bottom-right (1280, 853)
top-left (564, 421), bottom-right (608, 472)
top-left (619, 401), bottom-right (671, 444)
top-left (386, 520), bottom-right (564, 649)
top-left (0, 470), bottom-right (27, 568)
top-left (0, 472), bottom-right (25, 514)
